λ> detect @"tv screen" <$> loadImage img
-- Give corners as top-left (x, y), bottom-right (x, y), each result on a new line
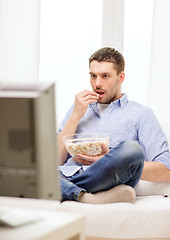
top-left (0, 82), bottom-right (61, 201)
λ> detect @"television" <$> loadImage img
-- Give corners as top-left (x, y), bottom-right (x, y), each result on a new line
top-left (0, 81), bottom-right (61, 201)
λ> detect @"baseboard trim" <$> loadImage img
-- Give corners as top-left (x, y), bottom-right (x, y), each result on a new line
top-left (86, 237), bottom-right (170, 240)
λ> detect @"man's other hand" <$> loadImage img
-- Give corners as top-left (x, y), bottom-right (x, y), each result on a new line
top-left (73, 143), bottom-right (110, 165)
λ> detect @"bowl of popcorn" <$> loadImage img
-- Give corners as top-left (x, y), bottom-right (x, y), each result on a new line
top-left (63, 133), bottom-right (110, 157)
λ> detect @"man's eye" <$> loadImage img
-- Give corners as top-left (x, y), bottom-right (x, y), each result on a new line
top-left (91, 74), bottom-right (96, 78)
top-left (103, 75), bottom-right (108, 79)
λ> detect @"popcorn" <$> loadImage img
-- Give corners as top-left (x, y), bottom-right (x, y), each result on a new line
top-left (65, 140), bottom-right (109, 157)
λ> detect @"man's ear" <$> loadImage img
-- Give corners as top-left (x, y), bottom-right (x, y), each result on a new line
top-left (119, 71), bottom-right (125, 84)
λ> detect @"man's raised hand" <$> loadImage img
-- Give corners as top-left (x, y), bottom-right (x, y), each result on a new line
top-left (72, 90), bottom-right (99, 120)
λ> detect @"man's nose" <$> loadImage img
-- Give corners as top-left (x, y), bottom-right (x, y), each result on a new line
top-left (95, 77), bottom-right (103, 88)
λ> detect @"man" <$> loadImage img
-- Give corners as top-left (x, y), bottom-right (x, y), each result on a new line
top-left (58, 47), bottom-right (170, 204)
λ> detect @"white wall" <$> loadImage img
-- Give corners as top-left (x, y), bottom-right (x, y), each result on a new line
top-left (102, 0), bottom-right (124, 52)
top-left (0, 0), bottom-right (40, 81)
top-left (39, 0), bottom-right (103, 125)
top-left (1, 0), bottom-right (170, 128)
top-left (123, 0), bottom-right (154, 106)
top-left (147, 0), bottom-right (170, 125)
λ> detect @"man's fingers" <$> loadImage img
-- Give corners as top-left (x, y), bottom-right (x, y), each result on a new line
top-left (80, 90), bottom-right (98, 97)
top-left (77, 91), bottom-right (99, 104)
top-left (77, 90), bottom-right (99, 101)
top-left (101, 143), bottom-right (110, 154)
top-left (74, 153), bottom-right (101, 162)
top-left (74, 154), bottom-right (95, 162)
top-left (73, 156), bottom-right (93, 165)
top-left (83, 94), bottom-right (99, 102)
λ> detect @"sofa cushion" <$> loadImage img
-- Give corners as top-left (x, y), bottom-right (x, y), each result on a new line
top-left (61, 196), bottom-right (170, 239)
top-left (135, 180), bottom-right (170, 196)
top-left (0, 196), bottom-right (61, 211)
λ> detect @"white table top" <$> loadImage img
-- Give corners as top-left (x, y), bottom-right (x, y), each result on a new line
top-left (0, 207), bottom-right (85, 240)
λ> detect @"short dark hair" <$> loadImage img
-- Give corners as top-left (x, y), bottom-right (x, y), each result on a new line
top-left (89, 47), bottom-right (125, 74)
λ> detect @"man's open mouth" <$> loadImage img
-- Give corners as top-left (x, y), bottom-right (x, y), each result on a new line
top-left (95, 90), bottom-right (105, 98)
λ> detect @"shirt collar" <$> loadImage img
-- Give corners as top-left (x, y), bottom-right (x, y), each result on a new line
top-left (89, 102), bottom-right (99, 115)
top-left (114, 93), bottom-right (128, 109)
top-left (89, 94), bottom-right (128, 112)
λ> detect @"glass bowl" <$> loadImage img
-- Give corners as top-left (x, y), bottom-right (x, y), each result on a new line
top-left (63, 133), bottom-right (110, 157)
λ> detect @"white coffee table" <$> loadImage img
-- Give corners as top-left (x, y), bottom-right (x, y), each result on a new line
top-left (0, 201), bottom-right (85, 240)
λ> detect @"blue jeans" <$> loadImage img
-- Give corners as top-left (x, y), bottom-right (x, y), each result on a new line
top-left (60, 140), bottom-right (145, 201)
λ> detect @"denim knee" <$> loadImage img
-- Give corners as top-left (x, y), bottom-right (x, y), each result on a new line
top-left (122, 140), bottom-right (145, 163)
top-left (109, 140), bottom-right (145, 168)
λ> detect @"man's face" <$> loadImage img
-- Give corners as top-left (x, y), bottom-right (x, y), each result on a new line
top-left (89, 61), bottom-right (125, 104)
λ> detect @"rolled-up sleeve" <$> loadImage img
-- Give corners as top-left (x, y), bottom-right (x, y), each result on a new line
top-left (138, 109), bottom-right (170, 170)
top-left (57, 105), bottom-right (74, 134)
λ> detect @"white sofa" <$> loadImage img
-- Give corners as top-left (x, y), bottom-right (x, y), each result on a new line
top-left (61, 181), bottom-right (170, 240)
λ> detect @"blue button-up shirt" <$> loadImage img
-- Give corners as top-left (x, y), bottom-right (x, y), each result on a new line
top-left (58, 94), bottom-right (170, 176)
